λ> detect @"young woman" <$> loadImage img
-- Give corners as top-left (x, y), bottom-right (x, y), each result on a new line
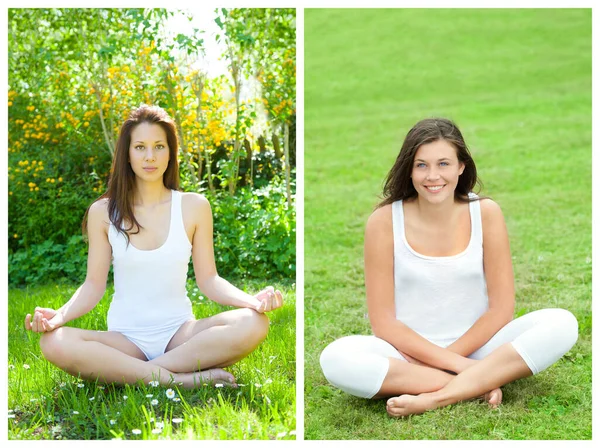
top-left (24, 105), bottom-right (284, 389)
top-left (319, 118), bottom-right (578, 417)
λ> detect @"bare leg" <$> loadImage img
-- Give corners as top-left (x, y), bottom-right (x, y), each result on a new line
top-left (376, 358), bottom-right (502, 407)
top-left (387, 343), bottom-right (531, 417)
top-left (39, 327), bottom-right (233, 389)
top-left (148, 308), bottom-right (269, 373)
top-left (40, 327), bottom-right (177, 386)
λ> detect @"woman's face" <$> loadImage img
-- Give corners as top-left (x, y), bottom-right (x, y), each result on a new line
top-left (411, 139), bottom-right (465, 204)
top-left (128, 122), bottom-right (170, 182)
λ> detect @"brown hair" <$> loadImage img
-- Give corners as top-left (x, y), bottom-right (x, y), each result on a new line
top-left (81, 104), bottom-right (180, 244)
top-left (378, 117), bottom-right (484, 208)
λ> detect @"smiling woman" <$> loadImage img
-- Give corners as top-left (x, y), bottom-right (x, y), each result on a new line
top-left (319, 117), bottom-right (579, 417)
top-left (24, 104), bottom-right (285, 388)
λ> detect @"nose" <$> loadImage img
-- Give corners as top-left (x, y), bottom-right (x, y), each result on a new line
top-left (426, 167), bottom-right (441, 180)
top-left (144, 149), bottom-right (156, 162)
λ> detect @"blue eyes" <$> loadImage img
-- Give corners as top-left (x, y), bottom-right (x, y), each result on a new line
top-left (416, 162), bottom-right (449, 168)
top-left (135, 145), bottom-right (165, 150)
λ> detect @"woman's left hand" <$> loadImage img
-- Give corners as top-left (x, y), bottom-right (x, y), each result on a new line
top-left (254, 286), bottom-right (283, 313)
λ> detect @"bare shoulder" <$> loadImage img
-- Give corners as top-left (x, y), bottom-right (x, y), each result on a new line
top-left (87, 197), bottom-right (110, 226)
top-left (479, 198), bottom-right (505, 224)
top-left (181, 191), bottom-right (211, 215)
top-left (366, 203), bottom-right (393, 237)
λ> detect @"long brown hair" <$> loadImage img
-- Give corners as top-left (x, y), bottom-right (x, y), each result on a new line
top-left (378, 117), bottom-right (484, 208)
top-left (82, 104), bottom-right (180, 244)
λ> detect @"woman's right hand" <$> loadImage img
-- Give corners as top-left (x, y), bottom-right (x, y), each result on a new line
top-left (25, 307), bottom-right (65, 333)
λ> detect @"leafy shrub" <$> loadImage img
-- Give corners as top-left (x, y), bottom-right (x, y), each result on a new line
top-left (9, 235), bottom-right (91, 287)
top-left (208, 177), bottom-right (296, 280)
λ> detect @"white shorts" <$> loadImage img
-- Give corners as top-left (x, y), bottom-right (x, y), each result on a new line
top-left (320, 308), bottom-right (579, 398)
top-left (111, 317), bottom-right (192, 361)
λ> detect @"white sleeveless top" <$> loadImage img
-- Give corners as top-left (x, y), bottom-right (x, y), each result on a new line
top-left (391, 193), bottom-right (489, 348)
top-left (107, 190), bottom-right (194, 332)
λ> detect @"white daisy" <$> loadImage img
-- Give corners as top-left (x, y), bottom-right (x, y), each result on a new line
top-left (110, 420), bottom-right (116, 425)
top-left (215, 383), bottom-right (224, 388)
top-left (77, 383), bottom-right (85, 388)
top-left (277, 431), bottom-right (287, 438)
top-left (151, 399), bottom-right (158, 406)
top-left (149, 380), bottom-right (159, 387)
top-left (146, 394), bottom-right (153, 398)
top-left (89, 397), bottom-right (95, 401)
top-left (151, 428), bottom-right (162, 434)
top-left (8, 365), bottom-right (15, 370)
top-left (123, 396), bottom-right (128, 400)
top-left (172, 418), bottom-right (183, 424)
top-left (23, 364), bottom-right (30, 370)
top-left (72, 411), bottom-right (79, 415)
top-left (172, 398), bottom-right (181, 403)
top-left (131, 429), bottom-right (141, 435)
top-left (166, 389), bottom-right (176, 399)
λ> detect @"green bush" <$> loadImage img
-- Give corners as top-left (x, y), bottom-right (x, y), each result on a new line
top-left (9, 235), bottom-right (90, 287)
top-left (210, 177), bottom-right (296, 280)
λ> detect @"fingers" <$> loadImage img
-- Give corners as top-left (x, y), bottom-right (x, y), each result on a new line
top-left (275, 290), bottom-right (283, 308)
top-left (27, 310), bottom-right (49, 333)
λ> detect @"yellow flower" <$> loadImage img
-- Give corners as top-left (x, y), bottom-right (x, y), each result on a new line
top-left (13, 234), bottom-right (18, 238)
top-left (50, 179), bottom-right (55, 183)
top-left (58, 177), bottom-right (63, 182)
top-left (35, 187), bottom-right (39, 191)
top-left (84, 122), bottom-right (89, 127)
top-left (8, 101), bottom-right (12, 106)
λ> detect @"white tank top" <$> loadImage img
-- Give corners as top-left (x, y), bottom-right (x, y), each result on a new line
top-left (107, 189), bottom-right (194, 332)
top-left (392, 192), bottom-right (489, 348)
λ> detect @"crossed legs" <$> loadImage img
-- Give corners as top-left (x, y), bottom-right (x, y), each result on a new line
top-left (39, 308), bottom-right (269, 388)
top-left (320, 309), bottom-right (578, 417)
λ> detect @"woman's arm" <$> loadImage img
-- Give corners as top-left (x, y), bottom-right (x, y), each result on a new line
top-left (25, 199), bottom-right (111, 332)
top-left (189, 193), bottom-right (281, 312)
top-left (445, 199), bottom-right (515, 357)
top-left (365, 205), bottom-right (472, 373)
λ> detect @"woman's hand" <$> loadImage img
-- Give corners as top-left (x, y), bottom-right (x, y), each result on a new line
top-left (25, 307), bottom-right (65, 333)
top-left (254, 286), bottom-right (283, 313)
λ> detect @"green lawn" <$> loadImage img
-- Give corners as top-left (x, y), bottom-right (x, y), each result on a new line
top-left (8, 280), bottom-right (296, 440)
top-left (304, 8), bottom-right (591, 440)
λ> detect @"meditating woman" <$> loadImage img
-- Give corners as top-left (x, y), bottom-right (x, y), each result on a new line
top-left (25, 104), bottom-right (284, 388)
top-left (319, 117), bottom-right (578, 417)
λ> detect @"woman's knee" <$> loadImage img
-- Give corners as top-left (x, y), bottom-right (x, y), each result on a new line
top-left (39, 327), bottom-right (71, 364)
top-left (235, 308), bottom-right (270, 346)
top-left (320, 339), bottom-right (389, 399)
top-left (554, 308), bottom-right (579, 350)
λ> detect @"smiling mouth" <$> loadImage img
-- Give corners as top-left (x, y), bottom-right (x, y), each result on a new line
top-left (425, 185), bottom-right (445, 192)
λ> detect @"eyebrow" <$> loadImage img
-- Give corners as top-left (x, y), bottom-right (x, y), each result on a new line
top-left (415, 158), bottom-right (451, 162)
top-left (133, 140), bottom-right (165, 144)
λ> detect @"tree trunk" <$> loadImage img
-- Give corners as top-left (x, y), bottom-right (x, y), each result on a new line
top-left (272, 132), bottom-right (282, 159)
top-left (244, 138), bottom-right (253, 187)
top-left (283, 121), bottom-right (291, 207)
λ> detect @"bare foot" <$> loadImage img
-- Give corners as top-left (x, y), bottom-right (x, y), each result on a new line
top-left (483, 387), bottom-right (502, 409)
top-left (177, 368), bottom-right (237, 389)
top-left (386, 393), bottom-right (438, 417)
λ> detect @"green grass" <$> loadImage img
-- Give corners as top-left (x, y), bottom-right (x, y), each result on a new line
top-left (304, 8), bottom-right (591, 440)
top-left (8, 280), bottom-right (296, 440)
